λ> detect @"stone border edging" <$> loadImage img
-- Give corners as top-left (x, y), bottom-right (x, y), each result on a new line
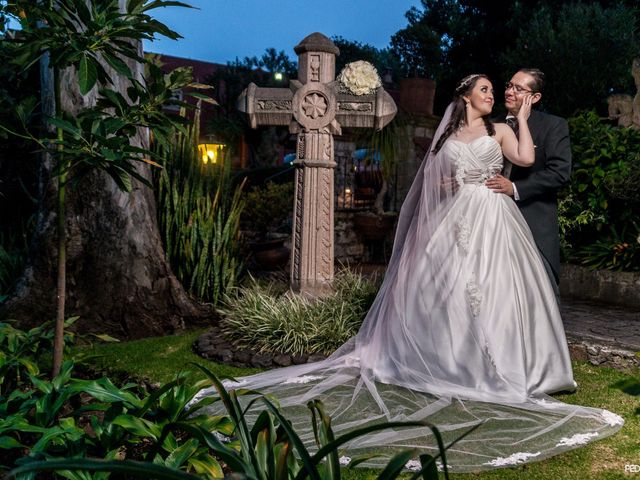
top-left (194, 327), bottom-right (326, 369)
top-left (568, 339), bottom-right (639, 370)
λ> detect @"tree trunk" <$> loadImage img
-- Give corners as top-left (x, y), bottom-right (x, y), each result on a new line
top-left (1, 39), bottom-right (215, 339)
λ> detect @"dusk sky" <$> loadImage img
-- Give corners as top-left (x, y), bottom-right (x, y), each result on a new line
top-left (144, 0), bottom-right (422, 64)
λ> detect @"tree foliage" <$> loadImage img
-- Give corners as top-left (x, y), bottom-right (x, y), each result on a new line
top-left (391, 0), bottom-right (518, 111)
top-left (331, 36), bottom-right (401, 83)
top-left (391, 0), bottom-right (639, 116)
top-left (238, 47), bottom-right (297, 79)
top-left (501, 2), bottom-right (639, 116)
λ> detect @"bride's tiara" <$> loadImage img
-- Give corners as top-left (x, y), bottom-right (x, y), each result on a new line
top-left (455, 74), bottom-right (483, 94)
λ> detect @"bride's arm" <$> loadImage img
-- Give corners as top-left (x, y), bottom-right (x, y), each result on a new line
top-left (496, 95), bottom-right (535, 167)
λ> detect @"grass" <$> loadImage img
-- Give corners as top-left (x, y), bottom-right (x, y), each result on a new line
top-left (74, 328), bottom-right (260, 384)
top-left (76, 330), bottom-right (639, 479)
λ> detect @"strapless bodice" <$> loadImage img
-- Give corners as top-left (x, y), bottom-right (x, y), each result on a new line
top-left (443, 136), bottom-right (503, 185)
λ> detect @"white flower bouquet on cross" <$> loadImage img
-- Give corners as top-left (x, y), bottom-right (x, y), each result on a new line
top-left (337, 60), bottom-right (382, 96)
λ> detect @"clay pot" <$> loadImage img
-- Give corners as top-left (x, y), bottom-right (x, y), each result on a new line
top-left (353, 212), bottom-right (398, 241)
top-left (251, 237), bottom-right (290, 270)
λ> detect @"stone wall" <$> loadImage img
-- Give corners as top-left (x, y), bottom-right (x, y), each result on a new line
top-left (560, 263), bottom-right (640, 308)
top-left (335, 210), bottom-right (366, 264)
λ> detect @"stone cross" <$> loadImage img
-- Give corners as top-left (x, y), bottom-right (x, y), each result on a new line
top-left (237, 32), bottom-right (397, 296)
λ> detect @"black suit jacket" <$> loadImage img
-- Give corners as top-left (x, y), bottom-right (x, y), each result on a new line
top-left (497, 110), bottom-right (572, 282)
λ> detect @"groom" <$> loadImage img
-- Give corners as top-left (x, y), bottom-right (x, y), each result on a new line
top-left (486, 68), bottom-right (572, 296)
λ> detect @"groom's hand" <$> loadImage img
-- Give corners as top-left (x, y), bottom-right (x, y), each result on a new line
top-left (486, 174), bottom-right (514, 196)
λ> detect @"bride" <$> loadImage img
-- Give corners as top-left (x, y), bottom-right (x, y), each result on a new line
top-left (201, 74), bottom-right (623, 471)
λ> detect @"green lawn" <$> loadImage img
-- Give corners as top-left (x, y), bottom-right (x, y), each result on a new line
top-left (77, 329), bottom-right (639, 479)
top-left (75, 328), bottom-right (261, 384)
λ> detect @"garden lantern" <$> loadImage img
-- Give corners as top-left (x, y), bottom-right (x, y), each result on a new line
top-left (198, 136), bottom-right (226, 164)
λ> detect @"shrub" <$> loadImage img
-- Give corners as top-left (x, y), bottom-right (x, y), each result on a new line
top-left (560, 111), bottom-right (640, 270)
top-left (242, 181), bottom-right (295, 238)
top-left (219, 270), bottom-right (380, 355)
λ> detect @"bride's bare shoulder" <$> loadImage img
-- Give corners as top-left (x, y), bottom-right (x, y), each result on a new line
top-left (492, 123), bottom-right (513, 143)
top-left (492, 122), bottom-right (510, 133)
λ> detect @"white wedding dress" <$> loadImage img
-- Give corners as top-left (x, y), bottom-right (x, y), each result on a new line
top-left (198, 110), bottom-right (623, 471)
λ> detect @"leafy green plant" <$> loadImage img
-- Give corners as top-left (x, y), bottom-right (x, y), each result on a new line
top-left (557, 193), bottom-right (605, 256)
top-left (0, 318), bottom-right (233, 479)
top-left (220, 270), bottom-right (379, 355)
top-left (1, 347), bottom-right (230, 479)
top-left (575, 222), bottom-right (640, 272)
top-left (8, 362), bottom-right (474, 480)
top-left (559, 111), bottom-right (640, 270)
top-left (155, 108), bottom-right (245, 305)
top-left (0, 317), bottom-right (79, 395)
top-left (1, 369), bottom-right (229, 479)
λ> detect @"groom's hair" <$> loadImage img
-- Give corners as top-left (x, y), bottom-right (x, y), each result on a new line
top-left (518, 68), bottom-right (545, 93)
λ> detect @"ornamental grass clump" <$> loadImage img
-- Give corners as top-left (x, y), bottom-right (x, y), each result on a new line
top-left (219, 270), bottom-right (380, 356)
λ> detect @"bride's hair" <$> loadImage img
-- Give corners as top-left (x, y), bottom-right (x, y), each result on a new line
top-left (432, 74), bottom-right (495, 154)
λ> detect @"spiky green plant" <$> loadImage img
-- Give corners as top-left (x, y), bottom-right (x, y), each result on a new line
top-left (155, 111), bottom-right (245, 305)
top-left (219, 270), bottom-right (380, 355)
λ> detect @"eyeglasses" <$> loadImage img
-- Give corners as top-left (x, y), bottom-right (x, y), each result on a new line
top-left (505, 82), bottom-right (533, 94)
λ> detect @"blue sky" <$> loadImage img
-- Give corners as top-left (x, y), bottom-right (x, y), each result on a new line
top-left (144, 0), bottom-right (422, 64)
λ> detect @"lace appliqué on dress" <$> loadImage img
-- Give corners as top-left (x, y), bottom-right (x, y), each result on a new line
top-left (284, 375), bottom-right (324, 385)
top-left (601, 410), bottom-right (624, 426)
top-left (404, 460), bottom-right (422, 471)
top-left (455, 217), bottom-right (471, 254)
top-left (454, 152), bottom-right (466, 187)
top-left (466, 275), bottom-right (482, 317)
top-left (484, 451), bottom-right (541, 467)
top-left (404, 459), bottom-right (451, 472)
top-left (556, 432), bottom-right (599, 447)
top-left (456, 217), bottom-right (482, 317)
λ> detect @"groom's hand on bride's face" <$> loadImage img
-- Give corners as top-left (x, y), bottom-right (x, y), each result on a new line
top-left (486, 174), bottom-right (514, 196)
